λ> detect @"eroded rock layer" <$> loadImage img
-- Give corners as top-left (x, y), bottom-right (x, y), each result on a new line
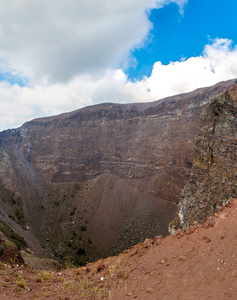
top-left (170, 84), bottom-right (237, 232)
top-left (17, 79), bottom-right (237, 201)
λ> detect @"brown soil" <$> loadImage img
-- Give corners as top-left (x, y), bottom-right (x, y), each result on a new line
top-left (0, 199), bottom-right (236, 299)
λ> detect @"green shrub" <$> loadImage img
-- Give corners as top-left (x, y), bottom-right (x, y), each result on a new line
top-left (80, 225), bottom-right (87, 231)
top-left (74, 183), bottom-right (81, 191)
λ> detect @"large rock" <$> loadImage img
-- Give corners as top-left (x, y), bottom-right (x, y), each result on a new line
top-left (169, 84), bottom-right (237, 233)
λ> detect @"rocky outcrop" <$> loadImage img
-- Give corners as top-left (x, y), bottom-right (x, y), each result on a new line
top-left (169, 85), bottom-right (237, 233)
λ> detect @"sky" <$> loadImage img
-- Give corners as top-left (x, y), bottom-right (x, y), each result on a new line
top-left (1, 0), bottom-right (237, 131)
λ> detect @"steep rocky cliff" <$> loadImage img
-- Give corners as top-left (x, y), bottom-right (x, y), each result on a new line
top-left (169, 84), bottom-right (237, 232)
top-left (0, 79), bottom-right (236, 265)
top-left (17, 79), bottom-right (237, 200)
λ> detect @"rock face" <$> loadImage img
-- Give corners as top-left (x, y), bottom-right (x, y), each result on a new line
top-left (0, 79), bottom-right (236, 264)
top-left (169, 85), bottom-right (237, 232)
top-left (17, 79), bottom-right (237, 200)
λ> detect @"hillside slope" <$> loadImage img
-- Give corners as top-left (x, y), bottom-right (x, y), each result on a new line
top-left (0, 198), bottom-right (236, 299)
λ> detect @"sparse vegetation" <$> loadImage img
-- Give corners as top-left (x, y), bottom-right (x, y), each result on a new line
top-left (77, 248), bottom-right (85, 256)
top-left (11, 198), bottom-right (16, 205)
top-left (0, 184), bottom-right (26, 228)
top-left (80, 225), bottom-right (87, 231)
top-left (220, 233), bottom-right (225, 239)
top-left (70, 206), bottom-right (76, 216)
top-left (40, 271), bottom-right (54, 281)
top-left (15, 280), bottom-right (26, 288)
top-left (15, 207), bottom-right (26, 226)
top-left (0, 220), bottom-right (28, 249)
top-left (74, 183), bottom-right (81, 191)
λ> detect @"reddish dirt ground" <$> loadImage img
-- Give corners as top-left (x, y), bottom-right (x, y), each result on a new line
top-left (0, 199), bottom-right (236, 299)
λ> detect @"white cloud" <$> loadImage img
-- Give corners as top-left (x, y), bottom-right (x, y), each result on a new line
top-left (0, 0), bottom-right (187, 84)
top-left (1, 38), bottom-right (237, 132)
top-left (146, 38), bottom-right (237, 99)
top-left (0, 70), bottom-right (153, 131)
top-left (0, 0), bottom-right (189, 131)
